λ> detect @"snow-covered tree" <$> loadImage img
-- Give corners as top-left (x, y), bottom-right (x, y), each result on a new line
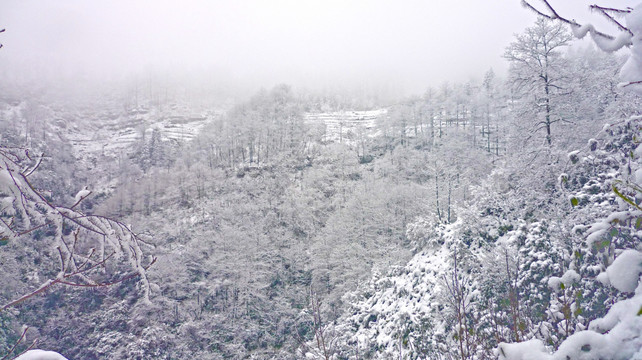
top-left (505, 18), bottom-right (573, 147)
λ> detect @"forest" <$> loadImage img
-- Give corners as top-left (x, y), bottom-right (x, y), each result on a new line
top-left (2, 1), bottom-right (642, 360)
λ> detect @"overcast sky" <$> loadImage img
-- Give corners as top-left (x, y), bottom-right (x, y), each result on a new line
top-left (0, 0), bottom-right (633, 95)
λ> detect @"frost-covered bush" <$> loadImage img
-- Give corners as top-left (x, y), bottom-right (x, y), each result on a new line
top-left (498, 125), bottom-right (642, 358)
top-left (498, 6), bottom-right (642, 358)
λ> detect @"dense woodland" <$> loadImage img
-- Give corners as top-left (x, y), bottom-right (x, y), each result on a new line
top-left (2, 7), bottom-right (642, 360)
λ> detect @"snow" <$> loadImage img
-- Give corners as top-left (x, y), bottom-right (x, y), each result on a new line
top-left (567, 150), bottom-right (580, 163)
top-left (500, 250), bottom-right (642, 359)
top-left (496, 339), bottom-right (551, 360)
top-left (547, 269), bottom-right (580, 291)
top-left (603, 210), bottom-right (633, 224)
top-left (570, 22), bottom-right (632, 52)
top-left (584, 210), bottom-right (642, 248)
top-left (585, 225), bottom-right (608, 248)
top-left (628, 4), bottom-right (642, 38)
top-left (499, 293), bottom-right (642, 359)
top-left (591, 294), bottom-right (642, 333)
top-left (74, 186), bottom-right (91, 203)
top-left (605, 249), bottom-right (642, 293)
top-left (636, 168), bottom-right (642, 185)
top-left (567, 3), bottom-right (642, 92)
top-left (562, 294), bottom-right (642, 359)
top-left (554, 330), bottom-right (610, 360)
top-left (14, 350), bottom-right (68, 360)
top-left (636, 143), bottom-right (642, 158)
top-left (0, 196), bottom-right (16, 216)
top-left (594, 31), bottom-right (632, 53)
top-left (0, 167), bottom-right (22, 203)
top-left (63, 105), bottom-right (217, 164)
top-left (596, 271), bottom-right (610, 286)
top-left (304, 109), bottom-right (387, 145)
top-left (0, 168), bottom-right (14, 191)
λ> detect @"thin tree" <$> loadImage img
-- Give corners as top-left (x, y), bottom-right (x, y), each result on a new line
top-left (504, 18), bottom-right (572, 146)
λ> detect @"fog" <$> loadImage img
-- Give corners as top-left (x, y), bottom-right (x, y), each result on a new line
top-left (0, 0), bottom-right (632, 98)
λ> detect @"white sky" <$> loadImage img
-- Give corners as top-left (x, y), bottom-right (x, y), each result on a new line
top-left (0, 0), bottom-right (633, 95)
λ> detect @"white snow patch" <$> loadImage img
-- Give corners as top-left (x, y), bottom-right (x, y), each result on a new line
top-left (605, 249), bottom-right (642, 293)
top-left (14, 350), bottom-right (68, 360)
top-left (497, 339), bottom-right (551, 360)
top-left (548, 269), bottom-right (580, 291)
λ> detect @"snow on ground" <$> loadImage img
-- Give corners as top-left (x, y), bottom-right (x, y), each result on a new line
top-left (0, 98), bottom-right (219, 160)
top-left (305, 109), bottom-right (387, 145)
top-left (65, 106), bottom-right (220, 157)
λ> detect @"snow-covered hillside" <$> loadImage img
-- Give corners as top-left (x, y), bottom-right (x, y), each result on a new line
top-left (63, 106), bottom-right (218, 157)
top-left (335, 221), bottom-right (459, 359)
top-left (305, 109), bottom-right (387, 145)
top-left (2, 100), bottom-right (217, 154)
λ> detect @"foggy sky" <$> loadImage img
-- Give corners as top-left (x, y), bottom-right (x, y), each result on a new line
top-left (0, 0), bottom-right (633, 96)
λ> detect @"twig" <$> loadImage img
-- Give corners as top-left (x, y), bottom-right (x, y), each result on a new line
top-left (0, 327), bottom-right (28, 360)
top-left (621, 80), bottom-right (642, 88)
top-left (6, 339), bottom-right (37, 360)
top-left (590, 5), bottom-right (633, 35)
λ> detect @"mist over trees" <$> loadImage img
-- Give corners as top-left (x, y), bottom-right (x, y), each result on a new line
top-left (1, 2), bottom-right (642, 360)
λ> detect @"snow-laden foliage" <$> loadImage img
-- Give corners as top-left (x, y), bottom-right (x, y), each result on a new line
top-left (495, 114), bottom-right (642, 360)
top-left (337, 222), bottom-right (456, 359)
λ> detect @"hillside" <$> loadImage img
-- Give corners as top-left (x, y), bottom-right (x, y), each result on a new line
top-left (2, 5), bottom-right (642, 358)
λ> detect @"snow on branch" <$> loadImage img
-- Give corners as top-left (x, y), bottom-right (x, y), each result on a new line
top-left (589, 5), bottom-right (633, 35)
top-left (522, 1), bottom-right (642, 92)
top-left (521, 0), bottom-right (633, 51)
top-left (0, 146), bottom-right (156, 310)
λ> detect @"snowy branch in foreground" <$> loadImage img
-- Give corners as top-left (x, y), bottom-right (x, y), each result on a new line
top-left (0, 146), bottom-right (156, 310)
top-left (520, 0), bottom-right (629, 45)
top-left (522, 1), bottom-right (642, 93)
